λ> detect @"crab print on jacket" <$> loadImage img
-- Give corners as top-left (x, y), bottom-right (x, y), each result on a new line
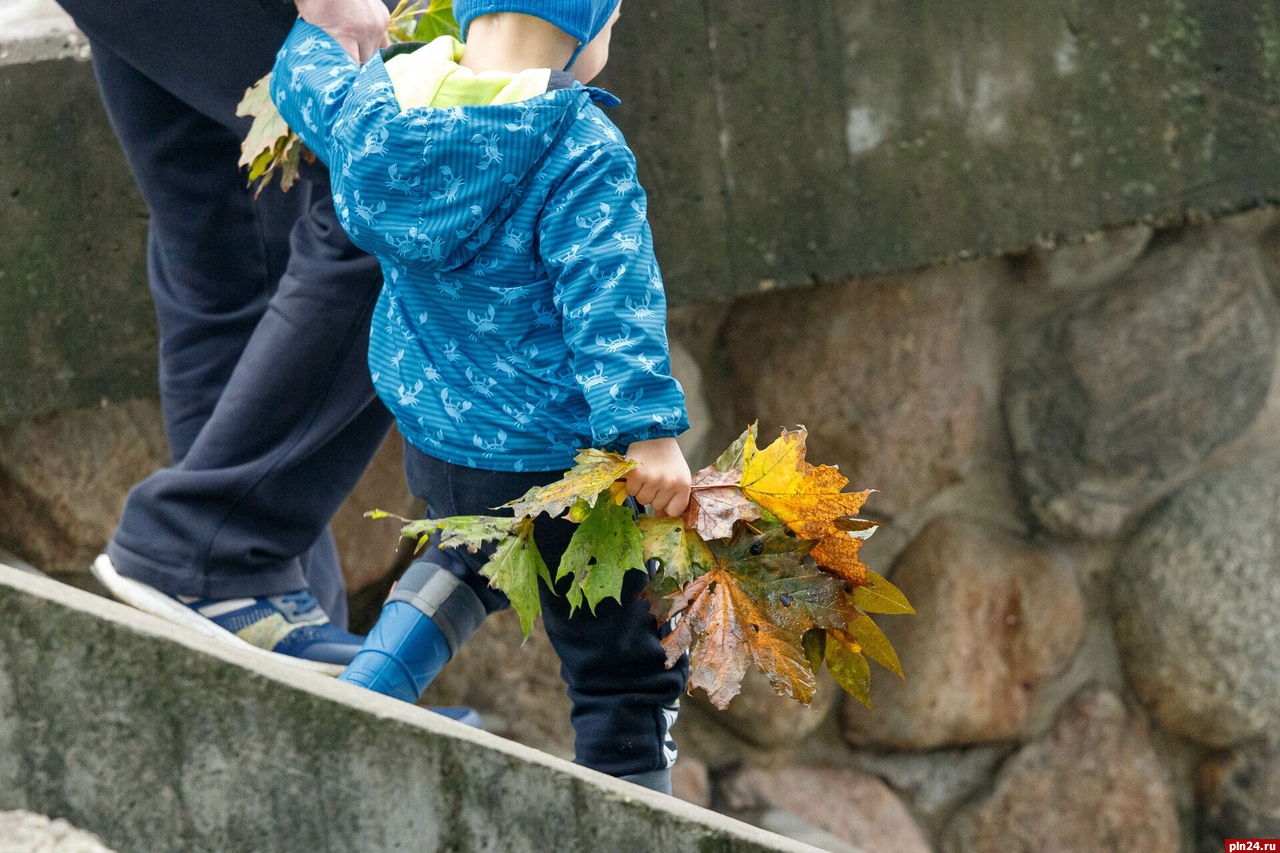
top-left (272, 22), bottom-right (688, 472)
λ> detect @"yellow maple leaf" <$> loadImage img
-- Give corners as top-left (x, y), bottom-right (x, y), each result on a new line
top-left (741, 428), bottom-right (872, 539)
top-left (504, 449), bottom-right (636, 521)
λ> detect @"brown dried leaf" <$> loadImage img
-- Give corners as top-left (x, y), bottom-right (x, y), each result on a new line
top-left (684, 464), bottom-right (761, 541)
top-left (660, 526), bottom-right (852, 708)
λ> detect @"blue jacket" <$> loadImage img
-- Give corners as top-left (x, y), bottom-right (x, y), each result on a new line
top-left (271, 21), bottom-right (688, 472)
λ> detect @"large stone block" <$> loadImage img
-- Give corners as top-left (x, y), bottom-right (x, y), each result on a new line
top-left (1114, 454), bottom-right (1280, 747)
top-left (0, 400), bottom-right (167, 581)
top-left (693, 667), bottom-right (837, 751)
top-left (943, 689), bottom-right (1178, 853)
top-left (842, 515), bottom-right (1083, 749)
top-left (724, 266), bottom-right (989, 517)
top-left (1004, 224), bottom-right (1277, 538)
top-left (0, 49), bottom-right (154, 423)
top-left (717, 764), bottom-right (931, 853)
top-left (601, 0), bottom-right (1280, 302)
top-left (13, 0), bottom-right (1280, 423)
top-left (1200, 741), bottom-right (1280, 850)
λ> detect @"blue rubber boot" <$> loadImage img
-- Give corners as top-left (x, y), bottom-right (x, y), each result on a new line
top-left (338, 601), bottom-right (482, 728)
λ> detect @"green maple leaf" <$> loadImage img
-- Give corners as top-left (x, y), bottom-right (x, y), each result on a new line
top-left (712, 423), bottom-right (757, 473)
top-left (844, 609), bottom-right (903, 678)
top-left (412, 0), bottom-right (460, 41)
top-left (637, 515), bottom-right (714, 588)
top-left (434, 515), bottom-right (518, 552)
top-left (557, 493), bottom-right (645, 614)
top-left (479, 517), bottom-right (551, 638)
top-left (824, 629), bottom-right (872, 708)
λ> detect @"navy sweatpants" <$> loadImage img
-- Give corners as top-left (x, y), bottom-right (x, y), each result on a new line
top-left (56, 0), bottom-right (395, 623)
top-left (395, 445), bottom-right (688, 777)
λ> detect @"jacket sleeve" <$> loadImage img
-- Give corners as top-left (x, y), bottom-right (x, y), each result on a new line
top-left (539, 141), bottom-right (690, 450)
top-left (269, 19), bottom-right (361, 168)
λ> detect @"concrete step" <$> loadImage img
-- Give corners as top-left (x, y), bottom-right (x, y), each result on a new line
top-left (0, 563), bottom-right (837, 853)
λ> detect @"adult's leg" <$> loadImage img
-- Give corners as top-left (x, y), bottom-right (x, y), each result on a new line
top-left (58, 1), bottom-right (395, 621)
top-left (107, 164), bottom-right (393, 607)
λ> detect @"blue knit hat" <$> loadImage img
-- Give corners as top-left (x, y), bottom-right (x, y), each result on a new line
top-left (453, 1), bottom-right (621, 55)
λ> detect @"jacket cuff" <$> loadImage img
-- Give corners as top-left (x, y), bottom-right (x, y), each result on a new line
top-left (610, 423), bottom-right (687, 451)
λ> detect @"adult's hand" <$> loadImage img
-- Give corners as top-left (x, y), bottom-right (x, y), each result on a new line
top-left (295, 0), bottom-right (391, 63)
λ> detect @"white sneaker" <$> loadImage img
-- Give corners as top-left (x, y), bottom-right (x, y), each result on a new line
top-left (90, 553), bottom-right (345, 676)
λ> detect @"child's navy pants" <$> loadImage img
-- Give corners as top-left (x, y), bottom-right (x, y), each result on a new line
top-left (55, 0), bottom-right (395, 623)
top-left (394, 444), bottom-right (688, 777)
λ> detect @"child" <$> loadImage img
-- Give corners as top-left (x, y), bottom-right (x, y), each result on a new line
top-left (271, 0), bottom-right (691, 793)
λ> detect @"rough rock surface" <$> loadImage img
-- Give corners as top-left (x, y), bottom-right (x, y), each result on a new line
top-left (943, 689), bottom-right (1179, 853)
top-left (419, 608), bottom-right (575, 760)
top-left (1004, 225), bottom-right (1277, 538)
top-left (671, 756), bottom-right (712, 809)
top-left (329, 429), bottom-right (420, 597)
top-left (0, 400), bottom-right (167, 579)
top-left (0, 811), bottom-right (115, 853)
top-left (1027, 224), bottom-right (1152, 290)
top-left (1200, 741), bottom-right (1280, 850)
top-left (718, 764), bottom-right (931, 853)
top-left (723, 265), bottom-right (987, 516)
top-left (852, 745), bottom-right (1010, 832)
top-left (842, 515), bottom-right (1083, 749)
top-left (1114, 454), bottom-right (1280, 747)
top-left (698, 667), bottom-right (837, 750)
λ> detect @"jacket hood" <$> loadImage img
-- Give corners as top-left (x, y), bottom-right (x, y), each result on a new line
top-left (327, 44), bottom-right (618, 271)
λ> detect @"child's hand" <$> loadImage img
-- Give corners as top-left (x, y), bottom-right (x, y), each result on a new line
top-left (624, 437), bottom-right (691, 518)
top-left (295, 0), bottom-right (391, 63)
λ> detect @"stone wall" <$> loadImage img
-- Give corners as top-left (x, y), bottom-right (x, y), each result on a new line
top-left (6, 1), bottom-right (1280, 850)
top-left (10, 209), bottom-right (1280, 851)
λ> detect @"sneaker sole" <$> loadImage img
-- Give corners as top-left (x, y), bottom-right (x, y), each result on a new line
top-left (91, 554), bottom-right (344, 677)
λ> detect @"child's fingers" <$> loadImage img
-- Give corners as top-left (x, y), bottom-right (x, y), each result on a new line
top-left (663, 485), bottom-right (691, 518)
top-left (651, 484), bottom-right (690, 519)
top-left (633, 480), bottom-right (660, 507)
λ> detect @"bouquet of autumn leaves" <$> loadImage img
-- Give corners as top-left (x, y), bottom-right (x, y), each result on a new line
top-left (372, 426), bottom-right (913, 710)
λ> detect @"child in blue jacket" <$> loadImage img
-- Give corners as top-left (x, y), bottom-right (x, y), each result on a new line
top-left (272, 0), bottom-right (690, 793)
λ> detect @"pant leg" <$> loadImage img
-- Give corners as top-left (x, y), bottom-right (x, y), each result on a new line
top-left (400, 446), bottom-right (688, 778)
top-left (86, 41), bottom-right (295, 462)
top-left (106, 181), bottom-right (392, 604)
top-left (60, 8), bottom-right (394, 616)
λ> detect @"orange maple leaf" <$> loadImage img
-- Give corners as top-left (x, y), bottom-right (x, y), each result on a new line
top-left (810, 532), bottom-right (869, 586)
top-left (660, 526), bottom-right (854, 708)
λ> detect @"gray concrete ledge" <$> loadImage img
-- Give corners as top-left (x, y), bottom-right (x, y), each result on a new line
top-left (0, 564), bottom-right (827, 853)
top-left (0, 0), bottom-right (88, 66)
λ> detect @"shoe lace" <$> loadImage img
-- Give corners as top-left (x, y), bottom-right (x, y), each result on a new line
top-left (280, 589), bottom-right (321, 614)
